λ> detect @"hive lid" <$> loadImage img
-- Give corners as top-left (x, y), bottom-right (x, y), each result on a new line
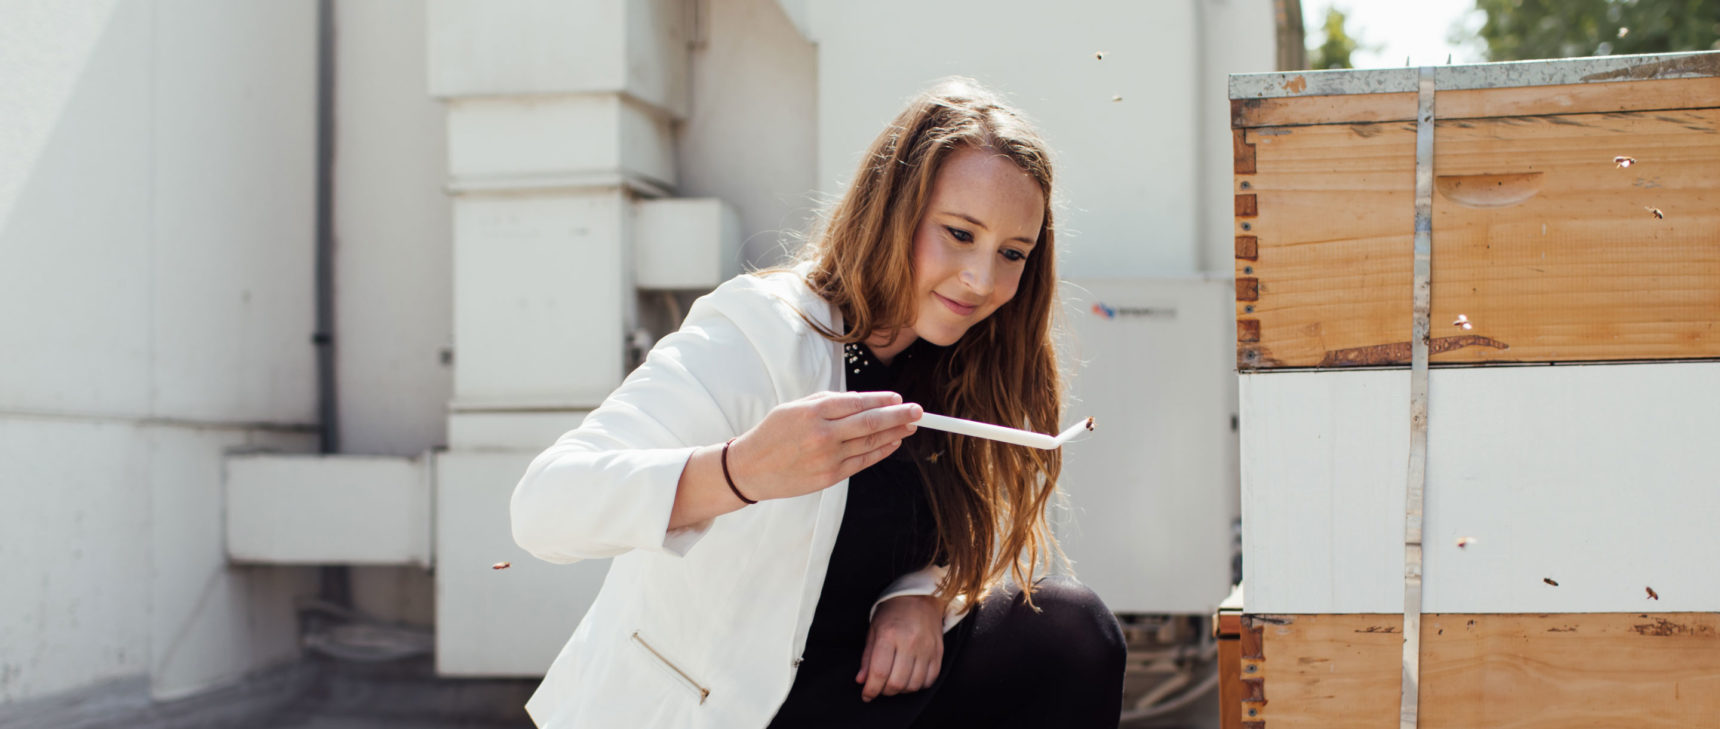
top-left (1230, 50), bottom-right (1720, 101)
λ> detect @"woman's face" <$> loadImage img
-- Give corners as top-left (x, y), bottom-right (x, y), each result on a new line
top-left (882, 145), bottom-right (1044, 354)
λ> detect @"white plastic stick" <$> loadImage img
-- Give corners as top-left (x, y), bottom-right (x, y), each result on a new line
top-left (915, 413), bottom-right (1094, 450)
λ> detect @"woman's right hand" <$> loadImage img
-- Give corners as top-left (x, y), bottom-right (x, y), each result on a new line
top-left (725, 391), bottom-right (922, 501)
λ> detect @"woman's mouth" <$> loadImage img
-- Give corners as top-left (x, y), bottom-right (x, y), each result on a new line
top-left (934, 292), bottom-right (977, 316)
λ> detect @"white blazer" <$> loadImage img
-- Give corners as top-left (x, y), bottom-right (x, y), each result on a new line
top-left (511, 267), bottom-right (966, 728)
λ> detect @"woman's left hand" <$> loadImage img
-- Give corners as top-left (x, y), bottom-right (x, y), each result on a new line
top-left (856, 594), bottom-right (944, 701)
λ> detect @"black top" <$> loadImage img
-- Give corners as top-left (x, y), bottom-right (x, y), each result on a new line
top-left (801, 340), bottom-right (942, 661)
top-left (767, 340), bottom-right (969, 726)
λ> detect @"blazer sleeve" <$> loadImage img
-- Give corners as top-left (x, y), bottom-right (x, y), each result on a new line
top-left (869, 564), bottom-right (971, 634)
top-left (510, 280), bottom-right (787, 564)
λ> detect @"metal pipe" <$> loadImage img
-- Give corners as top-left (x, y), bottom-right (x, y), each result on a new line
top-left (312, 0), bottom-right (349, 608)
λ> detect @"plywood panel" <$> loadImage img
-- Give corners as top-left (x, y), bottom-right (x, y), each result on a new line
top-left (1252, 613), bottom-right (1720, 729)
top-left (1237, 109), bottom-right (1720, 369)
top-left (1241, 364), bottom-right (1720, 614)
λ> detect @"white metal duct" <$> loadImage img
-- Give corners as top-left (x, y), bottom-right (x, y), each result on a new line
top-left (1054, 278), bottom-right (1239, 615)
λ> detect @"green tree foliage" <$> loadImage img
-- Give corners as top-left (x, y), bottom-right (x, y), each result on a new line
top-left (1309, 7), bottom-right (1361, 69)
top-left (1474, 0), bottom-right (1720, 61)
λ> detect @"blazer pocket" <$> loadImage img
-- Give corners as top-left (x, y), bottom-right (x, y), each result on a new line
top-left (630, 630), bottom-right (711, 705)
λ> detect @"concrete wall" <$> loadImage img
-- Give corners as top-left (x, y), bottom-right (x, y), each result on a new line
top-left (333, 0), bottom-right (453, 460)
top-left (331, 0), bottom-right (451, 629)
top-left (0, 0), bottom-right (320, 705)
top-left (676, 0), bottom-right (818, 267)
top-left (804, 0), bottom-right (1274, 279)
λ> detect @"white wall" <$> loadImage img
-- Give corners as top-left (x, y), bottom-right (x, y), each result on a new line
top-left (802, 0), bottom-right (1274, 278)
top-left (0, 0), bottom-right (320, 705)
top-left (334, 0), bottom-right (454, 460)
top-left (807, 1), bottom-right (1199, 278)
top-left (676, 0), bottom-right (818, 267)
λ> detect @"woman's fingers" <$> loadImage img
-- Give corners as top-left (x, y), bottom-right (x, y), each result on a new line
top-left (837, 421), bottom-right (917, 459)
top-left (860, 642), bottom-right (896, 701)
top-left (837, 439), bottom-right (899, 481)
top-left (832, 403), bottom-right (921, 447)
top-left (906, 656), bottom-right (930, 693)
top-left (882, 649), bottom-right (916, 696)
top-left (855, 633), bottom-right (872, 683)
top-left (817, 391), bottom-right (902, 420)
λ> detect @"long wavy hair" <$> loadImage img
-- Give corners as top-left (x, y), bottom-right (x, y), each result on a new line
top-left (791, 77), bottom-right (1065, 609)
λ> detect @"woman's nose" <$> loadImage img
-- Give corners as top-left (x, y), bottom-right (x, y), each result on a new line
top-left (958, 255), bottom-right (994, 295)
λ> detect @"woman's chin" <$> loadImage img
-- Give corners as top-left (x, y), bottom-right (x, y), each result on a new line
top-left (918, 324), bottom-right (971, 347)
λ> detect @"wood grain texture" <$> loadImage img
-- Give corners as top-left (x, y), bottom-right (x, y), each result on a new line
top-left (1255, 613), bottom-right (1720, 729)
top-left (1237, 108), bottom-right (1720, 369)
top-left (1232, 76), bottom-right (1720, 127)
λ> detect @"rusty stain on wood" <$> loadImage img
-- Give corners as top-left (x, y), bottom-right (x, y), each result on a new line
top-left (1235, 193), bottom-right (1258, 217)
top-left (1632, 618), bottom-right (1715, 637)
top-left (1315, 335), bottom-right (1509, 367)
top-left (1238, 346), bottom-right (1284, 370)
top-left (1237, 278), bottom-right (1260, 301)
top-left (1231, 98), bottom-right (1257, 129)
top-left (1580, 53), bottom-right (1720, 82)
top-left (1234, 128), bottom-right (1257, 173)
top-left (1236, 235), bottom-right (1259, 260)
top-left (1238, 320), bottom-right (1261, 343)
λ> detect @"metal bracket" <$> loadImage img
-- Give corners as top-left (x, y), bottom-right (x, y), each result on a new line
top-left (1400, 65), bottom-right (1436, 729)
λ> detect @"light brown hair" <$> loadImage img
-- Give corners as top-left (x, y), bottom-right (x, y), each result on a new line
top-left (793, 77), bottom-right (1064, 608)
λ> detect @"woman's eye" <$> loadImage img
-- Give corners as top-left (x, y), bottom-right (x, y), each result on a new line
top-left (945, 226), bottom-right (973, 243)
top-left (1002, 249), bottom-right (1028, 262)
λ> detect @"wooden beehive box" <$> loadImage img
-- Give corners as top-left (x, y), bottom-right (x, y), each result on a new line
top-left (1222, 52), bottom-right (1720, 729)
top-left (1231, 52), bottom-right (1720, 371)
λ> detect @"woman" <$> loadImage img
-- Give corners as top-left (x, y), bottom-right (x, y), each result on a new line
top-left (511, 78), bottom-right (1125, 729)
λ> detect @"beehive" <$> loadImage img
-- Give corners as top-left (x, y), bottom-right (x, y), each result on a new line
top-left (1222, 52), bottom-right (1720, 729)
top-left (1231, 52), bottom-right (1720, 370)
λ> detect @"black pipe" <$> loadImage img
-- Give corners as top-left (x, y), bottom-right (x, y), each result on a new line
top-left (312, 0), bottom-right (350, 608)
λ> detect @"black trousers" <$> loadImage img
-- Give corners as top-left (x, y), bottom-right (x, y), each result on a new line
top-left (766, 575), bottom-right (1127, 728)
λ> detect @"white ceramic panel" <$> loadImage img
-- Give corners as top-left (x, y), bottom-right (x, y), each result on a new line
top-left (0, 0), bottom-right (152, 417)
top-left (807, 0), bottom-right (1201, 279)
top-left (1055, 278), bottom-right (1239, 614)
top-left (225, 454), bottom-right (432, 566)
top-left (148, 0), bottom-right (317, 424)
top-left (0, 416), bottom-right (151, 703)
top-left (451, 191), bottom-right (628, 409)
top-left (333, 0), bottom-right (454, 458)
top-left (633, 198), bottom-right (741, 290)
top-left (1242, 364), bottom-right (1720, 614)
top-left (434, 451), bottom-right (611, 676)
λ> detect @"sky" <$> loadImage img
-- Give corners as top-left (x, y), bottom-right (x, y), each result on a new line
top-left (1308, 0), bottom-right (1491, 68)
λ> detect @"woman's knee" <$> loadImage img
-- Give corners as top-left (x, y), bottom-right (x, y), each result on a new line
top-left (1020, 576), bottom-right (1126, 669)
